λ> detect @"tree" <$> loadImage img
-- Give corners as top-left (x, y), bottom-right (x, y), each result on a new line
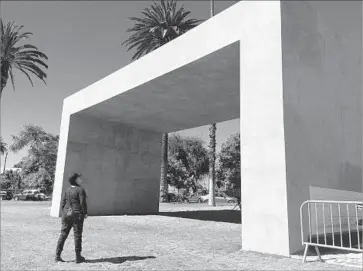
top-left (122, 0), bottom-right (202, 202)
top-left (0, 174), bottom-right (12, 190)
top-left (13, 161), bottom-right (23, 168)
top-left (0, 19), bottom-right (48, 170)
top-left (208, 124), bottom-right (217, 205)
top-left (122, 0), bottom-right (202, 60)
top-left (3, 151), bottom-right (8, 174)
top-left (0, 137), bottom-right (7, 155)
top-left (167, 156), bottom-right (188, 194)
top-left (167, 134), bottom-right (209, 194)
top-left (0, 137), bottom-right (8, 173)
top-left (1, 169), bottom-right (22, 190)
top-left (217, 133), bottom-right (240, 190)
top-left (160, 133), bottom-right (168, 201)
top-left (207, 0), bottom-right (217, 207)
top-left (168, 134), bottom-right (209, 178)
top-left (10, 125), bottom-right (58, 193)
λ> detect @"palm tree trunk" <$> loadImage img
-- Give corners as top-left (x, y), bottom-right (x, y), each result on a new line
top-left (210, 0), bottom-right (215, 17)
top-left (3, 152), bottom-right (8, 174)
top-left (160, 133), bottom-right (169, 202)
top-left (17, 178), bottom-right (21, 190)
top-left (0, 86), bottom-right (3, 173)
top-left (208, 0), bottom-right (216, 207)
top-left (208, 123), bottom-right (216, 206)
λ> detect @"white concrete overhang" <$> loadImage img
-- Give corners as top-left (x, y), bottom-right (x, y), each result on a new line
top-left (60, 0), bottom-right (284, 135)
top-left (82, 42), bottom-right (239, 133)
top-left (61, 1), bottom-right (257, 133)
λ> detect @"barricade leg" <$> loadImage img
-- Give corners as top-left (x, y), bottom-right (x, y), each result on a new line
top-left (302, 244), bottom-right (309, 263)
top-left (314, 246), bottom-right (323, 262)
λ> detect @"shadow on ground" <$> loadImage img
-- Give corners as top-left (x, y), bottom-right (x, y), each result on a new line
top-left (86, 256), bottom-right (156, 264)
top-left (157, 210), bottom-right (241, 224)
top-left (293, 248), bottom-right (354, 257)
top-left (293, 229), bottom-right (362, 256)
top-left (292, 246), bottom-right (361, 262)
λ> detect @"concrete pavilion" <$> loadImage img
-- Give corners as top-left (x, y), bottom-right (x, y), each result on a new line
top-left (51, 1), bottom-right (362, 256)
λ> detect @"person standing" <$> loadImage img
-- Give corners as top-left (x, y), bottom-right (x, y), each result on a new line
top-left (55, 173), bottom-right (88, 263)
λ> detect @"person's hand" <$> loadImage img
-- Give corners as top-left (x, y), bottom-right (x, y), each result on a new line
top-left (84, 214), bottom-right (88, 219)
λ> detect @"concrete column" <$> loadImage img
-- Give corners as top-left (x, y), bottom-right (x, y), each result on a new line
top-left (51, 114), bottom-right (161, 217)
top-left (240, 1), bottom-right (290, 257)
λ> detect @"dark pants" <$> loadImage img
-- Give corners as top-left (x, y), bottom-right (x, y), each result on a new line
top-left (56, 212), bottom-right (84, 253)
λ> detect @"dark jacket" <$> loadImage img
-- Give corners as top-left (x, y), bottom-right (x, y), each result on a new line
top-left (61, 186), bottom-right (88, 215)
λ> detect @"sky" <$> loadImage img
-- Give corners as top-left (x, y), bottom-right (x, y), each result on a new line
top-left (1, 0), bottom-right (240, 169)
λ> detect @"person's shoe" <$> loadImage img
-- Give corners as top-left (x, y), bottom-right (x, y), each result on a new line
top-left (55, 251), bottom-right (64, 262)
top-left (75, 252), bottom-right (85, 264)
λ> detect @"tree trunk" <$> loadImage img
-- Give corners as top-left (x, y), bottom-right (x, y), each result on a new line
top-left (3, 152), bottom-right (8, 174)
top-left (210, 0), bottom-right (215, 17)
top-left (17, 178), bottom-right (21, 190)
top-left (0, 85), bottom-right (3, 173)
top-left (208, 123), bottom-right (216, 206)
top-left (160, 133), bottom-right (169, 202)
top-left (208, 0), bottom-right (216, 207)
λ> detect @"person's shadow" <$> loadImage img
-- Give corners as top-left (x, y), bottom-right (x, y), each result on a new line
top-left (85, 255), bottom-right (156, 264)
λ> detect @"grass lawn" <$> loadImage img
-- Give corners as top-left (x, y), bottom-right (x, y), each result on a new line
top-left (1, 201), bottom-right (360, 270)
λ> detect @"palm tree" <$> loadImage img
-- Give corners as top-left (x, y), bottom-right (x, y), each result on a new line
top-left (0, 137), bottom-right (8, 173)
top-left (0, 137), bottom-right (7, 155)
top-left (122, 0), bottom-right (202, 60)
top-left (160, 133), bottom-right (168, 201)
top-left (122, 0), bottom-right (202, 202)
top-left (208, 123), bottom-right (217, 206)
top-left (208, 0), bottom-right (216, 206)
top-left (0, 19), bottom-right (48, 170)
top-left (0, 20), bottom-right (48, 93)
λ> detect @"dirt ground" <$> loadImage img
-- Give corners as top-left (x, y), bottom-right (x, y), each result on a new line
top-left (1, 201), bottom-right (361, 270)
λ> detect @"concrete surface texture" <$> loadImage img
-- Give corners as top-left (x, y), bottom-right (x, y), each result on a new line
top-left (310, 186), bottom-right (363, 202)
top-left (307, 186), bottom-right (363, 235)
top-left (281, 0), bottom-right (362, 253)
top-left (81, 42), bottom-right (240, 133)
top-left (51, 0), bottom-right (363, 258)
top-left (51, 114), bottom-right (161, 216)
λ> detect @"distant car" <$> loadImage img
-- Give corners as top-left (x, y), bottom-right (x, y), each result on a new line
top-left (167, 193), bottom-right (178, 202)
top-left (160, 193), bottom-right (178, 202)
top-left (183, 192), bottom-right (204, 203)
top-left (1, 191), bottom-right (13, 200)
top-left (35, 193), bottom-right (51, 201)
top-left (13, 189), bottom-right (39, 201)
top-left (200, 192), bottom-right (237, 204)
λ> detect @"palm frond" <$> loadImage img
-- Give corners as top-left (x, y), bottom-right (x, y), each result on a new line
top-left (8, 67), bottom-right (15, 90)
top-left (13, 64), bottom-right (35, 87)
top-left (122, 0), bottom-right (203, 60)
top-left (0, 18), bottom-right (48, 93)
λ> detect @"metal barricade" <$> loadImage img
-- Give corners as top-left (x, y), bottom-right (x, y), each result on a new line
top-left (300, 200), bottom-right (363, 263)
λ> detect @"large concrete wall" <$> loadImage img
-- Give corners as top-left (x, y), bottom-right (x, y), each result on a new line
top-left (51, 114), bottom-right (161, 216)
top-left (307, 186), bottom-right (363, 235)
top-left (281, 1), bottom-right (363, 253)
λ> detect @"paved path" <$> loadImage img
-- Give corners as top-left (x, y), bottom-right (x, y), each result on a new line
top-left (1, 201), bottom-right (361, 270)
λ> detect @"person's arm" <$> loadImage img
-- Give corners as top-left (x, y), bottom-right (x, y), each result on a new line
top-left (61, 191), bottom-right (67, 210)
top-left (79, 188), bottom-right (88, 216)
